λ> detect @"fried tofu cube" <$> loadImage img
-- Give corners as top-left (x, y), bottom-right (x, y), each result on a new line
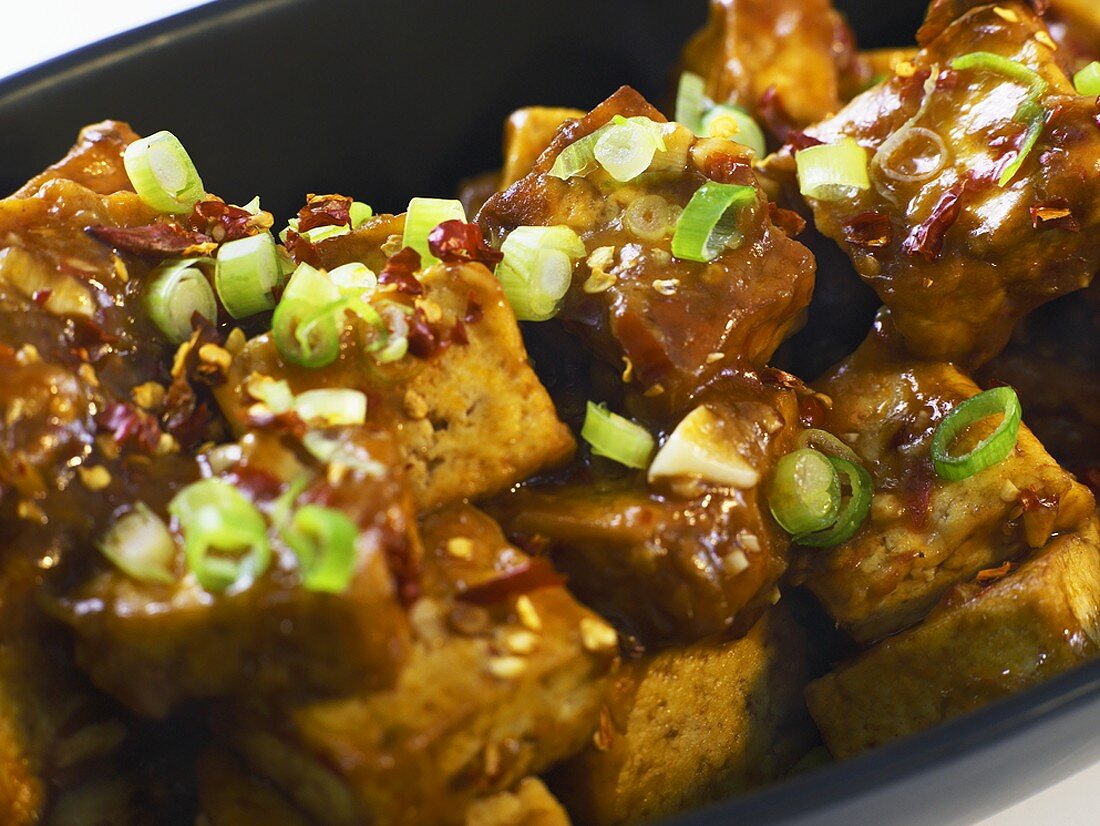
top-left (465, 778), bottom-right (571, 826)
top-left (807, 519), bottom-right (1100, 758)
top-left (0, 556), bottom-right (132, 824)
top-left (231, 505), bottom-right (615, 826)
top-left (49, 430), bottom-right (414, 718)
top-left (216, 261), bottom-right (574, 509)
top-left (551, 607), bottom-right (817, 826)
top-left (500, 107), bottom-right (584, 190)
top-left (801, 328), bottom-right (1095, 643)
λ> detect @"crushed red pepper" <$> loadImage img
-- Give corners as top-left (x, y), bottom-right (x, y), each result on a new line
top-left (902, 181), bottom-right (965, 261)
top-left (297, 194), bottom-right (353, 232)
top-left (427, 220), bottom-right (504, 266)
top-left (843, 211), bottom-right (893, 249)
top-left (87, 222), bottom-right (215, 257)
top-left (378, 247), bottom-right (424, 296)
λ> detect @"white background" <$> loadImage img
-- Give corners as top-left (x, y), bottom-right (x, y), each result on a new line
top-left (0, 1), bottom-right (1095, 823)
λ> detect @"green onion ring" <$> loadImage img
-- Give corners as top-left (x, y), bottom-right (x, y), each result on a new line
top-left (930, 386), bottom-right (1022, 481)
top-left (281, 504), bottom-right (358, 593)
top-left (796, 457), bottom-right (873, 548)
top-left (768, 448), bottom-right (842, 537)
top-left (671, 182), bottom-right (756, 263)
top-left (581, 401), bottom-right (655, 470)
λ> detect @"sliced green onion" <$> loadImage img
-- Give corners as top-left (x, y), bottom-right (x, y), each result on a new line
top-left (144, 258), bottom-right (216, 344)
top-left (549, 126), bottom-right (608, 180)
top-left (241, 196), bottom-right (262, 215)
top-left (949, 52), bottom-right (1048, 187)
top-left (675, 71), bottom-right (709, 132)
top-left (796, 457), bottom-right (873, 547)
top-left (796, 138), bottom-right (871, 201)
top-left (328, 262), bottom-right (378, 294)
top-left (930, 386), bottom-right (1022, 481)
top-left (272, 263), bottom-right (343, 368)
top-left (797, 428), bottom-right (861, 464)
top-left (375, 303), bottom-right (410, 363)
top-left (300, 224), bottom-right (350, 244)
top-left (122, 130), bottom-right (205, 214)
top-left (215, 232), bottom-right (281, 318)
top-left (281, 505), bottom-right (358, 593)
top-left (671, 182), bottom-right (756, 263)
top-left (293, 388), bottom-right (367, 426)
top-left (402, 197), bottom-right (466, 266)
top-left (581, 401), bottom-right (654, 469)
top-left (768, 448), bottom-right (841, 536)
top-left (350, 201), bottom-right (373, 229)
top-left (495, 225), bottom-right (585, 321)
top-left (701, 104), bottom-right (767, 158)
top-left (248, 375), bottom-right (294, 414)
top-left (97, 503), bottom-right (176, 584)
top-left (169, 479), bottom-right (270, 592)
top-left (594, 116), bottom-right (667, 182)
top-left (301, 432), bottom-right (387, 478)
top-left (1075, 61), bottom-right (1100, 96)
top-left (269, 474), bottom-right (311, 528)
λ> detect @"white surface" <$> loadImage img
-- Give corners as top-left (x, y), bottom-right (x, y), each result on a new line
top-left (1, 1), bottom-right (1097, 824)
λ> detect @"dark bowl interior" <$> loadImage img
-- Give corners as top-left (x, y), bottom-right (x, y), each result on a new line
top-left (1, 1), bottom-right (1098, 824)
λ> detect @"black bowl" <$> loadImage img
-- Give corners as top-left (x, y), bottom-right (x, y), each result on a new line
top-left (1, 2), bottom-right (1098, 824)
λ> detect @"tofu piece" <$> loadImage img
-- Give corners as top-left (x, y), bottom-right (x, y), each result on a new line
top-left (500, 107), bottom-right (584, 190)
top-left (478, 86), bottom-right (816, 414)
top-left (197, 748), bottom-right (312, 826)
top-left (794, 1), bottom-right (1100, 366)
top-left (49, 430), bottom-right (414, 718)
top-left (216, 260), bottom-right (574, 509)
top-left (465, 778), bottom-right (571, 826)
top-left (493, 374), bottom-right (806, 645)
top-left (807, 519), bottom-right (1100, 758)
top-left (801, 325), bottom-right (1096, 643)
top-left (551, 607), bottom-right (817, 826)
top-left (0, 556), bottom-right (131, 824)
top-left (231, 505), bottom-right (616, 826)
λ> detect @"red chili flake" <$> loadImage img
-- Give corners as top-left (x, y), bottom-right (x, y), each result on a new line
top-left (283, 229), bottom-right (320, 268)
top-left (457, 557), bottom-right (565, 605)
top-left (427, 220), bottom-right (504, 266)
top-left (700, 154), bottom-right (756, 186)
top-left (785, 131), bottom-right (824, 152)
top-left (450, 319), bottom-right (469, 346)
top-left (87, 223), bottom-right (214, 257)
top-left (32, 289), bottom-right (52, 307)
top-left (297, 194), bottom-right (352, 233)
top-left (1029, 198), bottom-right (1080, 232)
top-left (934, 69), bottom-right (959, 93)
top-left (407, 306), bottom-right (441, 358)
top-left (378, 247), bottom-right (424, 296)
top-left (191, 199), bottom-right (256, 243)
top-left (975, 560), bottom-right (1013, 585)
top-left (464, 297), bottom-right (484, 324)
top-left (843, 211), bottom-right (893, 249)
top-left (758, 86), bottom-right (795, 144)
top-left (902, 181), bottom-right (965, 261)
top-left (97, 402), bottom-right (162, 453)
top-left (768, 203), bottom-right (807, 237)
top-left (229, 466), bottom-right (285, 502)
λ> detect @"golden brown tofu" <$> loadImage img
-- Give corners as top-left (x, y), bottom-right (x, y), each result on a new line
top-left (680, 0), bottom-right (870, 133)
top-left (48, 430), bottom-right (414, 718)
top-left (493, 372), bottom-right (808, 645)
top-left (500, 107), bottom-right (585, 190)
top-left (465, 778), bottom-right (571, 826)
top-left (478, 86), bottom-right (816, 414)
top-left (807, 519), bottom-right (1100, 758)
top-left (197, 748), bottom-right (313, 826)
top-left (551, 607), bottom-right (816, 826)
top-left (799, 322), bottom-right (1095, 643)
top-left (795, 1), bottom-right (1100, 367)
top-left (0, 556), bottom-right (131, 824)
top-left (231, 505), bottom-right (616, 826)
top-left (216, 260), bottom-right (574, 509)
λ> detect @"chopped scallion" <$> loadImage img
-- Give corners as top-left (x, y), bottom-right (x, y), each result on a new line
top-left (795, 138), bottom-right (871, 201)
top-left (495, 225), bottom-right (585, 321)
top-left (671, 182), bottom-right (756, 263)
top-left (930, 386), bottom-right (1022, 481)
top-left (350, 201), bottom-right (373, 229)
top-left (1075, 61), bottom-right (1100, 96)
top-left (97, 503), bottom-right (176, 584)
top-left (594, 116), bottom-right (667, 182)
top-left (675, 71), bottom-right (709, 132)
top-left (272, 263), bottom-right (343, 368)
top-left (796, 457), bottom-right (873, 547)
top-left (123, 130), bottom-right (205, 214)
top-left (300, 224), bottom-right (350, 244)
top-left (402, 198), bottom-right (466, 266)
top-left (145, 258), bottom-right (216, 344)
top-left (281, 504), bottom-right (358, 593)
top-left (293, 388), bottom-right (367, 426)
top-left (701, 104), bottom-right (767, 158)
top-left (215, 232), bottom-right (281, 318)
top-left (768, 448), bottom-right (841, 536)
top-left (581, 401), bottom-right (655, 469)
top-left (169, 479), bottom-right (270, 592)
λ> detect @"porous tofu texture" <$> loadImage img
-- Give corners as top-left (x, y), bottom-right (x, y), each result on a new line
top-left (550, 607), bottom-right (816, 826)
top-left (216, 261), bottom-right (574, 510)
top-left (807, 519), bottom-right (1100, 758)
top-left (231, 505), bottom-right (615, 826)
top-left (48, 430), bottom-right (414, 718)
top-left (801, 331), bottom-right (1095, 643)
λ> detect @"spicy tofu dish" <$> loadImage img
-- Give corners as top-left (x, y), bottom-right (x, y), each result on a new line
top-left (2, 0), bottom-right (1100, 823)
